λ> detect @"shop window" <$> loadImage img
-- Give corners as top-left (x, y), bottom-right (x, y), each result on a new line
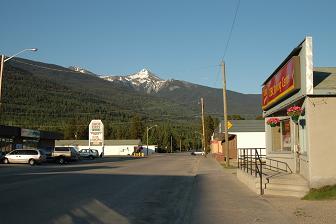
top-left (0, 138), bottom-right (14, 153)
top-left (22, 139), bottom-right (39, 149)
top-left (270, 119), bottom-right (291, 152)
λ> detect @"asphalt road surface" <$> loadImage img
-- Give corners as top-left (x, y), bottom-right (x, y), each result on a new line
top-left (0, 153), bottom-right (291, 224)
top-left (0, 154), bottom-right (201, 224)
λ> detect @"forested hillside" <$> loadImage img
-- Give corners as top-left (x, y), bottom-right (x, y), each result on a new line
top-left (0, 58), bottom-right (261, 151)
top-left (0, 59), bottom-right (208, 151)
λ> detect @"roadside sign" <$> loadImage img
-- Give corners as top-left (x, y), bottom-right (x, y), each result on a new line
top-left (228, 121), bottom-right (233, 129)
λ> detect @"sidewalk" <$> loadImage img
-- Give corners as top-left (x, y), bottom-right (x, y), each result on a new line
top-left (189, 156), bottom-right (294, 224)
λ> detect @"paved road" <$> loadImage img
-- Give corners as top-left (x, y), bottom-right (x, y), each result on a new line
top-left (0, 153), bottom-right (292, 224)
top-left (0, 154), bottom-right (199, 224)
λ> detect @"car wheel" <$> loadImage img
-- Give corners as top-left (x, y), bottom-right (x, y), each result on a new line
top-left (29, 159), bottom-right (36, 166)
top-left (3, 158), bottom-right (9, 164)
top-left (59, 157), bottom-right (65, 164)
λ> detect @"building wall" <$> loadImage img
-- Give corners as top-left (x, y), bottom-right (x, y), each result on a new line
top-left (210, 140), bottom-right (222, 154)
top-left (104, 145), bottom-right (135, 156)
top-left (212, 132), bottom-right (266, 158)
top-left (230, 132), bottom-right (265, 149)
top-left (307, 97), bottom-right (336, 188)
top-left (59, 144), bottom-right (138, 156)
top-left (210, 137), bottom-right (237, 159)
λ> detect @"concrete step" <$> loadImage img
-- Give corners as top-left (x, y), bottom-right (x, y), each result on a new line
top-left (264, 188), bottom-right (308, 198)
top-left (267, 174), bottom-right (308, 186)
top-left (264, 174), bottom-right (309, 198)
top-left (266, 183), bottom-right (309, 192)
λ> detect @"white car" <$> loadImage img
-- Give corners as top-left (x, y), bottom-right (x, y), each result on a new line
top-left (191, 151), bottom-right (205, 156)
top-left (3, 149), bottom-right (46, 165)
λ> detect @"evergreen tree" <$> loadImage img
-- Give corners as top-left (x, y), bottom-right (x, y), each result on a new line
top-left (129, 114), bottom-right (143, 139)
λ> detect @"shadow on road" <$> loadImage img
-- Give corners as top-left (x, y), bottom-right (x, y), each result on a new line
top-left (0, 172), bottom-right (195, 224)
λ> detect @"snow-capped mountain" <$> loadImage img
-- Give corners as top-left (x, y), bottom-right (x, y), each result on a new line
top-left (102, 68), bottom-right (169, 93)
top-left (101, 68), bottom-right (262, 117)
top-left (68, 66), bottom-right (96, 75)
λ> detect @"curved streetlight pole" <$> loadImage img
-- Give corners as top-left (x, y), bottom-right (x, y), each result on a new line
top-left (4, 48), bottom-right (38, 63)
top-left (146, 125), bottom-right (157, 156)
top-left (0, 48), bottom-right (38, 105)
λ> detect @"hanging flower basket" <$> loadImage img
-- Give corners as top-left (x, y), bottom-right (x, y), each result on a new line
top-left (287, 106), bottom-right (302, 123)
top-left (266, 118), bottom-right (280, 127)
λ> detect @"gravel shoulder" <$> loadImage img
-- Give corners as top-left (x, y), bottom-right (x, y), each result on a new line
top-left (264, 195), bottom-right (336, 224)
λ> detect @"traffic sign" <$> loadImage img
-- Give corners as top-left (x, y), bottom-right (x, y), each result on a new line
top-left (227, 121), bottom-right (233, 129)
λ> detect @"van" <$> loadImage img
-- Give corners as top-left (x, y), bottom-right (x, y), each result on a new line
top-left (3, 149), bottom-right (46, 166)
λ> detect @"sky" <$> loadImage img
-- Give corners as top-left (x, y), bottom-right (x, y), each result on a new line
top-left (1, 0), bottom-right (336, 94)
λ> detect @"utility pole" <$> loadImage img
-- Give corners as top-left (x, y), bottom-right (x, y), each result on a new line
top-left (170, 135), bottom-right (173, 153)
top-left (201, 97), bottom-right (206, 154)
top-left (179, 138), bottom-right (182, 152)
top-left (221, 61), bottom-right (230, 167)
top-left (0, 55), bottom-right (4, 107)
top-left (146, 126), bottom-right (149, 156)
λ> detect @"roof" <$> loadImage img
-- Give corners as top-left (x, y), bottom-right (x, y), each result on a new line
top-left (104, 140), bottom-right (142, 145)
top-left (262, 39), bottom-right (304, 85)
top-left (215, 120), bottom-right (265, 133)
top-left (0, 125), bottom-right (63, 139)
top-left (55, 139), bottom-right (142, 146)
top-left (313, 67), bottom-right (336, 94)
top-left (0, 125), bottom-right (20, 137)
top-left (55, 140), bottom-right (87, 146)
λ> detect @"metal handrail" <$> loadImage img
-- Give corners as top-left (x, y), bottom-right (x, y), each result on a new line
top-left (255, 150), bottom-right (263, 195)
top-left (264, 157), bottom-right (293, 173)
top-left (238, 148), bottom-right (265, 195)
top-left (238, 148), bottom-right (293, 195)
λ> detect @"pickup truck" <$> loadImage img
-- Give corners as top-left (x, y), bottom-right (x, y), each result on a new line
top-left (51, 146), bottom-right (80, 164)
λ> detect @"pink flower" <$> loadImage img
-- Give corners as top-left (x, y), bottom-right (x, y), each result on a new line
top-left (267, 118), bottom-right (280, 125)
top-left (287, 106), bottom-right (302, 117)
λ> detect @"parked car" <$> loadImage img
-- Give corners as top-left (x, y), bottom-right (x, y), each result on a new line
top-left (3, 149), bottom-right (46, 165)
top-left (79, 149), bottom-right (99, 160)
top-left (0, 151), bottom-right (5, 163)
top-left (191, 151), bottom-right (205, 156)
top-left (51, 146), bottom-right (80, 164)
top-left (39, 147), bottom-right (54, 161)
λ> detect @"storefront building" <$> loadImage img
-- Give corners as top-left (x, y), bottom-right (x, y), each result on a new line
top-left (0, 125), bottom-right (63, 153)
top-left (263, 37), bottom-right (336, 188)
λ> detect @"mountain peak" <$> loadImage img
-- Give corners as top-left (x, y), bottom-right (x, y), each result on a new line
top-left (129, 68), bottom-right (162, 81)
top-left (68, 66), bottom-right (96, 76)
top-left (140, 68), bottom-right (150, 74)
top-left (102, 68), bottom-right (167, 93)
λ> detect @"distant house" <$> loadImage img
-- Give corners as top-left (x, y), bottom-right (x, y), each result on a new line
top-left (55, 139), bottom-right (142, 156)
top-left (211, 120), bottom-right (265, 160)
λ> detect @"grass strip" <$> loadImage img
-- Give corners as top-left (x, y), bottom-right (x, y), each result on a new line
top-left (303, 185), bottom-right (336, 200)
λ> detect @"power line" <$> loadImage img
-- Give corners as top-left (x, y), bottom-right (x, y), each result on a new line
top-left (10, 58), bottom-right (84, 74)
top-left (221, 0), bottom-right (241, 61)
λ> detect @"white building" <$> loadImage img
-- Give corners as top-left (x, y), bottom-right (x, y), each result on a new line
top-left (55, 139), bottom-right (142, 156)
top-left (211, 120), bottom-right (265, 158)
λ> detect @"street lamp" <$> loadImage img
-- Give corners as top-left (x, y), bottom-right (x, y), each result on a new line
top-left (3, 48), bottom-right (38, 63)
top-left (0, 48), bottom-right (38, 104)
top-left (146, 125), bottom-right (157, 156)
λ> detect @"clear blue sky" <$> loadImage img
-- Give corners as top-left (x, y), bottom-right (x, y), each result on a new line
top-left (2, 0), bottom-right (336, 94)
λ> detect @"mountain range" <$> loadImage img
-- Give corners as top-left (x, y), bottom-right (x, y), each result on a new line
top-left (1, 58), bottom-right (262, 132)
top-left (101, 68), bottom-right (262, 117)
